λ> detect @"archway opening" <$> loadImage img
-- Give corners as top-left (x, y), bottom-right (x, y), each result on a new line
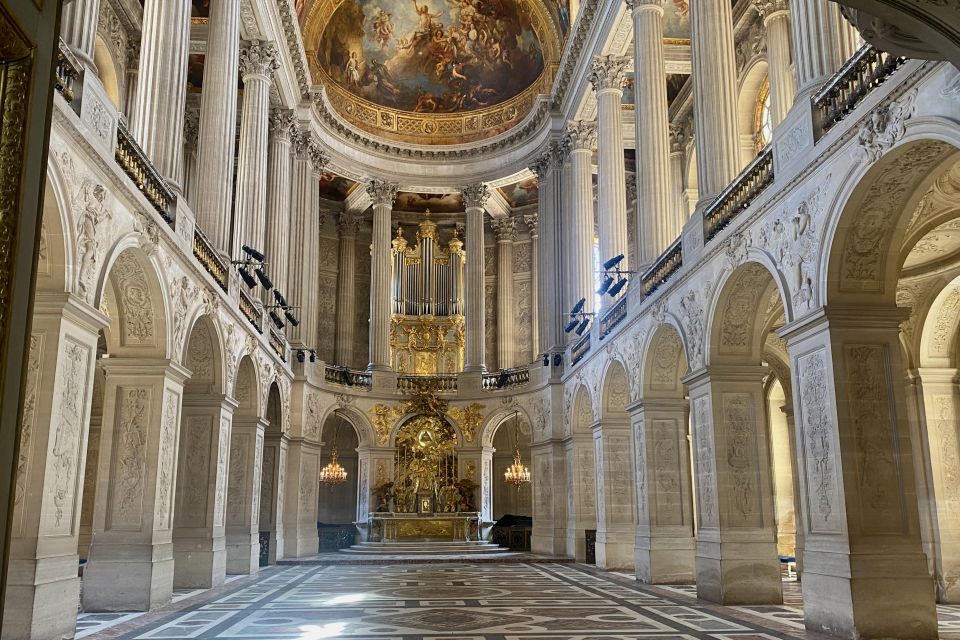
top-left (258, 383), bottom-right (284, 565)
top-left (317, 413), bottom-right (360, 551)
top-left (491, 412), bottom-right (532, 522)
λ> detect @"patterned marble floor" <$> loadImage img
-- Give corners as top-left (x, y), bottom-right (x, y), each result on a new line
top-left (77, 563), bottom-right (960, 640)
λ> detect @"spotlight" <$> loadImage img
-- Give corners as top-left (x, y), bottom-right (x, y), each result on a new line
top-left (543, 353), bottom-right (550, 367)
top-left (564, 317), bottom-right (578, 333)
top-left (254, 266), bottom-right (273, 290)
top-left (238, 267), bottom-right (257, 289)
top-left (285, 310), bottom-right (300, 327)
top-left (309, 349), bottom-right (317, 363)
top-left (597, 275), bottom-right (614, 296)
top-left (602, 254), bottom-right (625, 271)
top-left (273, 290), bottom-right (288, 307)
top-left (608, 278), bottom-right (628, 297)
top-left (296, 349), bottom-right (306, 363)
top-left (553, 353), bottom-right (562, 367)
top-left (575, 317), bottom-right (590, 336)
top-left (242, 245), bottom-right (266, 262)
top-left (571, 297), bottom-right (586, 315)
top-left (269, 310), bottom-right (285, 330)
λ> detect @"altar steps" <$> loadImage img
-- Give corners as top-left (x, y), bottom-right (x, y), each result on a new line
top-left (340, 541), bottom-right (509, 556)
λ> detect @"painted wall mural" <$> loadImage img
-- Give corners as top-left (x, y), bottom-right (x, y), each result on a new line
top-left (498, 178), bottom-right (538, 208)
top-left (315, 0), bottom-right (546, 114)
top-left (318, 173), bottom-right (358, 202)
top-left (394, 192), bottom-right (464, 213)
top-left (663, 0), bottom-right (690, 40)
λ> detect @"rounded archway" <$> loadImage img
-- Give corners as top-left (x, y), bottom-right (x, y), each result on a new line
top-left (490, 411), bottom-right (532, 521)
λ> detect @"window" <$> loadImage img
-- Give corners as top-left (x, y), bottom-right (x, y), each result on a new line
top-left (754, 77), bottom-right (772, 152)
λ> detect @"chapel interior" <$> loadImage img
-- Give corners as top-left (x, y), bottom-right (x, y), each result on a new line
top-left (1, 0), bottom-right (960, 639)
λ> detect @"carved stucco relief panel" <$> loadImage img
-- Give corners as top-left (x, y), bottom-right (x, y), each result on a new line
top-left (651, 418), bottom-right (683, 527)
top-left (109, 387), bottom-right (150, 530)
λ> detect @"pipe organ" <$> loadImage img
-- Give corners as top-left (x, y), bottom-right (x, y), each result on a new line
top-left (390, 212), bottom-right (465, 374)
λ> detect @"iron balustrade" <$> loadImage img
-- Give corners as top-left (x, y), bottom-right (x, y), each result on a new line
top-left (703, 145), bottom-right (774, 241)
top-left (269, 327), bottom-right (286, 362)
top-left (571, 334), bottom-right (591, 365)
top-left (192, 227), bottom-right (229, 291)
top-left (481, 367), bottom-right (530, 390)
top-left (115, 121), bottom-right (176, 224)
top-left (815, 44), bottom-right (907, 135)
top-left (325, 365), bottom-right (373, 388)
top-left (641, 238), bottom-right (683, 297)
top-left (239, 288), bottom-right (262, 333)
top-left (55, 40), bottom-right (81, 106)
top-left (598, 296), bottom-right (628, 339)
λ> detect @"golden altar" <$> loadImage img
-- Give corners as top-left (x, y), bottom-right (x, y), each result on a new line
top-left (371, 512), bottom-right (481, 542)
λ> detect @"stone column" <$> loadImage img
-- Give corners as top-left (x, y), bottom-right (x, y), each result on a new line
top-left (303, 155), bottom-right (326, 347)
top-left (123, 44), bottom-right (140, 118)
top-left (264, 110), bottom-right (295, 300)
top-left (790, 0), bottom-right (859, 99)
top-left (755, 0), bottom-right (795, 127)
top-left (2, 295), bottom-right (105, 639)
top-left (83, 360), bottom-right (190, 611)
top-left (783, 307), bottom-right (937, 637)
top-left (530, 148), bottom-right (562, 354)
top-left (524, 213), bottom-right (540, 361)
top-left (336, 210), bottom-right (360, 366)
top-left (667, 125), bottom-right (688, 236)
top-left (632, 399), bottom-right (696, 583)
top-left (531, 442), bottom-right (568, 556)
top-left (282, 439), bottom-right (321, 557)
top-left (462, 183), bottom-right (491, 372)
top-left (232, 41), bottom-right (280, 261)
top-left (60, 0), bottom-right (101, 71)
top-left (194, 0), bottom-right (241, 252)
top-left (259, 433), bottom-right (287, 563)
top-left (593, 419), bottom-right (636, 570)
top-left (129, 0), bottom-right (191, 193)
top-left (225, 415), bottom-right (267, 574)
top-left (628, 0), bottom-right (675, 264)
top-left (566, 122), bottom-right (597, 318)
top-left (565, 434), bottom-right (597, 562)
top-left (589, 56), bottom-right (630, 290)
top-left (182, 108), bottom-right (200, 211)
top-left (492, 216), bottom-right (516, 370)
top-left (690, 0), bottom-right (741, 202)
top-left (686, 366), bottom-right (782, 605)
top-left (366, 179), bottom-right (398, 371)
top-left (172, 395), bottom-right (236, 588)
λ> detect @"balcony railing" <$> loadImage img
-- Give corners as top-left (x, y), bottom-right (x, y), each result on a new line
top-left (325, 365), bottom-right (373, 389)
top-left (193, 228), bottom-right (229, 291)
top-left (703, 145), bottom-right (774, 242)
top-left (55, 40), bottom-right (81, 105)
top-left (641, 238), bottom-right (683, 297)
top-left (815, 44), bottom-right (907, 135)
top-left (571, 334), bottom-right (591, 366)
top-left (238, 288), bottom-right (262, 333)
top-left (115, 121), bottom-right (176, 224)
top-left (481, 367), bottom-right (530, 391)
top-left (397, 374), bottom-right (458, 393)
top-left (269, 326), bottom-right (286, 361)
top-left (598, 296), bottom-right (628, 340)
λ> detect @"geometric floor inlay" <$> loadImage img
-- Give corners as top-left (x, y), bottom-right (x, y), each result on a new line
top-left (75, 563), bottom-right (960, 640)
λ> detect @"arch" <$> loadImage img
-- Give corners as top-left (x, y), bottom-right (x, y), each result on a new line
top-left (319, 403), bottom-right (374, 448)
top-left (37, 171), bottom-right (72, 295)
top-left (97, 245), bottom-right (169, 359)
top-left (183, 314), bottom-right (226, 395)
top-left (233, 355), bottom-right (259, 418)
top-left (264, 382), bottom-right (283, 434)
top-left (490, 411), bottom-right (532, 520)
top-left (572, 383), bottom-right (594, 434)
top-left (641, 323), bottom-right (690, 400)
top-left (822, 132), bottom-right (960, 306)
top-left (706, 260), bottom-right (789, 366)
top-left (920, 273), bottom-right (960, 368)
top-left (480, 405), bottom-right (533, 449)
top-left (93, 34), bottom-right (122, 109)
top-left (600, 359), bottom-right (630, 418)
top-left (317, 412), bottom-right (361, 526)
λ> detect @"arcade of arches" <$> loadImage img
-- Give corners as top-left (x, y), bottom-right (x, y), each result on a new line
top-left (2, 0), bottom-right (960, 639)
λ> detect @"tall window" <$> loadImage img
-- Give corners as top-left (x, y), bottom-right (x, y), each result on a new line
top-left (754, 77), bottom-right (772, 152)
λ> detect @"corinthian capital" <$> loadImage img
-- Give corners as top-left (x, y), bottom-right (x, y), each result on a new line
top-left (588, 55), bottom-right (630, 93)
top-left (529, 151), bottom-right (553, 180)
top-left (366, 179), bottom-right (399, 206)
top-left (239, 40), bottom-right (281, 79)
top-left (461, 183), bottom-right (491, 210)
top-left (523, 213), bottom-right (539, 234)
top-left (753, 0), bottom-right (788, 19)
top-left (338, 210), bottom-right (362, 236)
top-left (269, 109), bottom-right (296, 140)
top-left (668, 123), bottom-right (686, 152)
top-left (566, 120), bottom-right (597, 151)
top-left (490, 216), bottom-right (517, 242)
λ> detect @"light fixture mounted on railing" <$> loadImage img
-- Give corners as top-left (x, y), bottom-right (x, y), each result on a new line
top-left (232, 245), bottom-right (274, 291)
top-left (265, 289), bottom-right (301, 330)
top-left (295, 348), bottom-right (317, 363)
top-left (597, 254), bottom-right (636, 299)
top-left (563, 297), bottom-right (595, 336)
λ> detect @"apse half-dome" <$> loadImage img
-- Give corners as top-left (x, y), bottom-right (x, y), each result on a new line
top-left (303, 0), bottom-right (562, 145)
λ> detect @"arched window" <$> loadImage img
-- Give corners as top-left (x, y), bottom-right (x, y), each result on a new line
top-left (753, 76), bottom-right (772, 152)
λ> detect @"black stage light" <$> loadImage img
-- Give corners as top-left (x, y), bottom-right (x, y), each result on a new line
top-left (285, 311), bottom-right (300, 327)
top-left (543, 353), bottom-right (550, 367)
top-left (575, 317), bottom-right (590, 336)
top-left (273, 290), bottom-right (287, 306)
top-left (598, 275), bottom-right (614, 296)
top-left (564, 317), bottom-right (578, 333)
top-left (553, 354), bottom-right (562, 367)
top-left (242, 245), bottom-right (266, 262)
top-left (571, 297), bottom-right (586, 315)
top-left (255, 266), bottom-right (273, 290)
top-left (309, 350), bottom-right (317, 363)
top-left (608, 278), bottom-right (628, 297)
top-left (269, 310), bottom-right (285, 329)
top-left (296, 349), bottom-right (305, 363)
top-left (602, 254), bottom-right (624, 271)
top-left (238, 267), bottom-right (257, 289)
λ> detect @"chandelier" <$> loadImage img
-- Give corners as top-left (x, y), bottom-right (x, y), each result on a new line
top-left (320, 417), bottom-right (348, 486)
top-left (503, 412), bottom-right (530, 489)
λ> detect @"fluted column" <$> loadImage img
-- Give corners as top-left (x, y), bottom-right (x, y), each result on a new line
top-left (304, 152), bottom-right (326, 348)
top-left (755, 0), bottom-right (795, 127)
top-left (61, 0), bottom-right (101, 71)
top-left (462, 183), bottom-right (490, 372)
top-left (790, 0), bottom-right (858, 99)
top-left (627, 0), bottom-right (675, 263)
top-left (336, 211), bottom-right (360, 366)
top-left (182, 109), bottom-right (200, 210)
top-left (194, 0), bottom-right (241, 252)
top-left (492, 216), bottom-right (516, 370)
top-left (590, 56), bottom-right (630, 296)
top-left (123, 44), bottom-right (140, 117)
top-left (233, 41), bottom-right (280, 261)
top-left (264, 110), bottom-right (295, 301)
top-left (129, 0), bottom-right (191, 193)
top-left (524, 213), bottom-right (540, 362)
top-left (367, 179), bottom-right (398, 371)
top-left (530, 148), bottom-right (562, 354)
top-left (690, 0), bottom-right (740, 202)
top-left (566, 122), bottom-right (597, 319)
top-left (667, 125), bottom-right (688, 240)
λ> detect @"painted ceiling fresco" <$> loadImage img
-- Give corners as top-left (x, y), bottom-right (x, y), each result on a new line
top-left (394, 192), bottom-right (464, 213)
top-left (318, 173), bottom-right (359, 202)
top-left (663, 0), bottom-right (690, 40)
top-left (498, 177), bottom-right (539, 208)
top-left (314, 0), bottom-right (546, 114)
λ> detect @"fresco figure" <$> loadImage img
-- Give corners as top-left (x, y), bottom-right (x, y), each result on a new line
top-left (345, 52), bottom-right (361, 87)
top-left (372, 9), bottom-right (394, 48)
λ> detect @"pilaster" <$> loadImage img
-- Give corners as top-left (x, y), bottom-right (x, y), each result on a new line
top-left (225, 416), bottom-right (267, 574)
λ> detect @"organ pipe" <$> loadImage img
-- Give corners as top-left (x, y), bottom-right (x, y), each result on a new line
top-left (390, 211), bottom-right (465, 319)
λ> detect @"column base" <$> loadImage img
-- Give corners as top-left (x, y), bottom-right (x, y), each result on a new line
top-left (532, 526), bottom-right (567, 557)
top-left (172, 534), bottom-right (227, 588)
top-left (283, 531), bottom-right (319, 558)
top-left (596, 529), bottom-right (635, 570)
top-left (82, 543), bottom-right (175, 611)
top-left (802, 551), bottom-right (937, 639)
top-left (635, 534), bottom-right (696, 584)
top-left (2, 555), bottom-right (80, 640)
top-left (225, 530), bottom-right (260, 575)
top-left (566, 529), bottom-right (588, 563)
top-left (695, 539), bottom-right (782, 605)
